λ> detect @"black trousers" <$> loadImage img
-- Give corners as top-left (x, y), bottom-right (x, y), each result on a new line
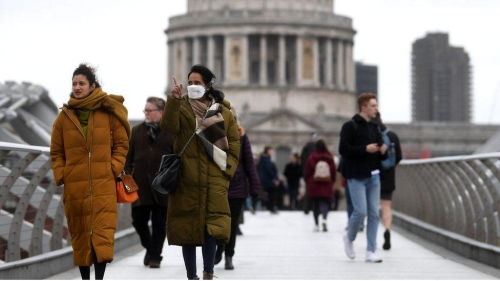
top-left (132, 204), bottom-right (168, 260)
top-left (227, 198), bottom-right (246, 257)
top-left (216, 198), bottom-right (245, 258)
top-left (266, 188), bottom-right (279, 212)
top-left (312, 198), bottom-right (330, 225)
top-left (183, 229), bottom-right (217, 279)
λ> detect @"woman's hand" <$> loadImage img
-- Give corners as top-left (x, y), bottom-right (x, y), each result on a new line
top-left (171, 77), bottom-right (183, 99)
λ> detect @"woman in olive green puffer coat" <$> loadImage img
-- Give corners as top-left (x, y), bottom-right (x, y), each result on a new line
top-left (160, 65), bottom-right (240, 280)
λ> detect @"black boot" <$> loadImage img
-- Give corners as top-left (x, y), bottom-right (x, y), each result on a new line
top-left (225, 256), bottom-right (234, 270)
top-left (143, 252), bottom-right (152, 266)
top-left (383, 230), bottom-right (391, 250)
top-left (214, 246), bottom-right (224, 265)
top-left (149, 256), bottom-right (163, 268)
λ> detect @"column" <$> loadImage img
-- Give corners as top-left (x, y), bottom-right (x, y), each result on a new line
top-left (192, 36), bottom-right (200, 65)
top-left (242, 35), bottom-right (249, 85)
top-left (259, 34), bottom-right (268, 87)
top-left (313, 37), bottom-right (320, 87)
top-left (345, 41), bottom-right (355, 92)
top-left (278, 35), bottom-right (286, 86)
top-left (167, 40), bottom-right (174, 91)
top-left (336, 39), bottom-right (345, 90)
top-left (181, 39), bottom-right (189, 78)
top-left (174, 40), bottom-right (182, 78)
top-left (325, 38), bottom-right (333, 88)
top-left (296, 36), bottom-right (303, 87)
top-left (207, 35), bottom-right (215, 70)
top-left (224, 35), bottom-right (231, 85)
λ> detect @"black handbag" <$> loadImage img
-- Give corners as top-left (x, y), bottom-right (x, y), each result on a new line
top-left (152, 130), bottom-right (197, 195)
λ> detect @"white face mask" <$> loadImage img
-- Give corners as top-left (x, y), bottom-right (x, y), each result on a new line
top-left (187, 85), bottom-right (206, 100)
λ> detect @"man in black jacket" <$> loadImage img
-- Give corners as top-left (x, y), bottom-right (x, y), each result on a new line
top-left (339, 93), bottom-right (386, 263)
top-left (125, 97), bottom-right (175, 268)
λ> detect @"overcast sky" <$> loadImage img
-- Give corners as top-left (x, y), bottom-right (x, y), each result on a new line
top-left (1, 0), bottom-right (499, 123)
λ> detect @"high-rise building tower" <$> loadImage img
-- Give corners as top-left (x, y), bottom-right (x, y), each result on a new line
top-left (355, 62), bottom-right (378, 98)
top-left (412, 33), bottom-right (471, 122)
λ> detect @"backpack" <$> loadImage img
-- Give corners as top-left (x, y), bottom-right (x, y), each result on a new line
top-left (314, 160), bottom-right (331, 182)
top-left (380, 129), bottom-right (396, 170)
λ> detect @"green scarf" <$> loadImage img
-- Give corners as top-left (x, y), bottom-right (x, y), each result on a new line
top-left (78, 109), bottom-right (91, 139)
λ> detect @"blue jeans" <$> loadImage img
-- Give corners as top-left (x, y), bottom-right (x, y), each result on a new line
top-left (182, 231), bottom-right (217, 279)
top-left (345, 181), bottom-right (353, 219)
top-left (347, 174), bottom-right (381, 252)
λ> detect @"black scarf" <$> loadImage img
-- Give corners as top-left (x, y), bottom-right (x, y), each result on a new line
top-left (145, 122), bottom-right (160, 143)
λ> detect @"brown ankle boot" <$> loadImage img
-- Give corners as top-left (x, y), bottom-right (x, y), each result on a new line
top-left (203, 271), bottom-right (215, 280)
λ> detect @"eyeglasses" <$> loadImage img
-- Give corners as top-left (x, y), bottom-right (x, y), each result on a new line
top-left (143, 109), bottom-right (160, 114)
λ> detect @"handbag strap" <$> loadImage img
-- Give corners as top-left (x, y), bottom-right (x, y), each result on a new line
top-left (178, 130), bottom-right (197, 156)
top-left (178, 112), bottom-right (209, 157)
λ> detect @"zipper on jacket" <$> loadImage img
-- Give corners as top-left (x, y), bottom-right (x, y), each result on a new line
top-left (63, 110), bottom-right (86, 142)
top-left (88, 113), bottom-right (95, 236)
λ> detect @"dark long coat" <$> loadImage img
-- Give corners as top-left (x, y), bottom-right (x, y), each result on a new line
top-left (125, 122), bottom-right (175, 207)
top-left (160, 95), bottom-right (240, 246)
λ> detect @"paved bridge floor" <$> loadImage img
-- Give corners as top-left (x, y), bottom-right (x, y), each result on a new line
top-left (51, 212), bottom-right (497, 280)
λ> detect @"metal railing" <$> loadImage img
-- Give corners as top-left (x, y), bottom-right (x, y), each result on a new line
top-left (394, 153), bottom-right (500, 247)
top-left (0, 142), bottom-right (132, 263)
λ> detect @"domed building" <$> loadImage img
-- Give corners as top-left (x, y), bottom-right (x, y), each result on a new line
top-left (165, 0), bottom-right (356, 170)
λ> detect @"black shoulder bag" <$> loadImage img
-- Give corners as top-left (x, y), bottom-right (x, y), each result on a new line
top-left (152, 130), bottom-right (197, 195)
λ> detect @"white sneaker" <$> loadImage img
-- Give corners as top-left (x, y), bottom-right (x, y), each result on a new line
top-left (313, 225), bottom-right (320, 232)
top-left (365, 251), bottom-right (382, 263)
top-left (343, 234), bottom-right (355, 259)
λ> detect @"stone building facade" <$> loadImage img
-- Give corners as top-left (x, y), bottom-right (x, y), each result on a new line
top-left (165, 0), bottom-right (357, 119)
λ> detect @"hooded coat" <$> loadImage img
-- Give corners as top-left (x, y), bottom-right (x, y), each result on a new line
top-left (50, 88), bottom-right (130, 266)
top-left (160, 95), bottom-right (240, 245)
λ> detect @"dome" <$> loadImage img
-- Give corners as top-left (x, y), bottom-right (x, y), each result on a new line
top-left (187, 0), bottom-right (334, 13)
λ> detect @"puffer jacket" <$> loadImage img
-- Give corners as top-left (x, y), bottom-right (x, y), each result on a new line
top-left (50, 105), bottom-right (129, 266)
top-left (228, 134), bottom-right (260, 199)
top-left (160, 95), bottom-right (240, 245)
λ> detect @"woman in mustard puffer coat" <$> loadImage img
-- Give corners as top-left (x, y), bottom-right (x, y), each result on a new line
top-left (50, 64), bottom-right (130, 280)
top-left (160, 65), bottom-right (240, 280)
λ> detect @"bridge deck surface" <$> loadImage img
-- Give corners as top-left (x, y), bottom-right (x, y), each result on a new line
top-left (51, 211), bottom-right (496, 280)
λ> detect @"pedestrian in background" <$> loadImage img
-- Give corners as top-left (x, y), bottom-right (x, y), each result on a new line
top-left (284, 153), bottom-right (302, 210)
top-left (258, 146), bottom-right (280, 214)
top-left (301, 133), bottom-right (319, 214)
top-left (160, 65), bottom-right (240, 280)
top-left (125, 97), bottom-right (174, 268)
top-left (50, 64), bottom-right (130, 280)
top-left (214, 108), bottom-right (260, 270)
top-left (305, 140), bottom-right (336, 232)
top-left (373, 112), bottom-right (402, 251)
